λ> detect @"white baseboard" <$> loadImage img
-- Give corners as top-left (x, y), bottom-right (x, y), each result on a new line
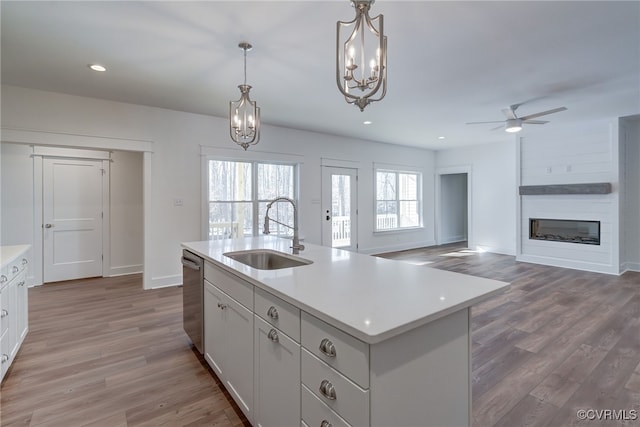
top-left (620, 261), bottom-right (640, 275)
top-left (516, 254), bottom-right (619, 275)
top-left (148, 274), bottom-right (182, 290)
top-left (439, 235), bottom-right (467, 245)
top-left (108, 264), bottom-right (143, 277)
top-left (475, 245), bottom-right (516, 256)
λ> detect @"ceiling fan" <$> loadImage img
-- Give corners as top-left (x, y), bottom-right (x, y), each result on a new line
top-left (466, 104), bottom-right (567, 133)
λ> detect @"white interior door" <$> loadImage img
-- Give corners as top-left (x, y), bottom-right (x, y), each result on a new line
top-left (43, 158), bottom-right (104, 282)
top-left (321, 166), bottom-right (358, 251)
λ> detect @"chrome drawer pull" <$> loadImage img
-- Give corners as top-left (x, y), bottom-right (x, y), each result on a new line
top-left (217, 302), bottom-right (227, 310)
top-left (267, 328), bottom-right (279, 343)
top-left (12, 266), bottom-right (19, 274)
top-left (1, 275), bottom-right (6, 283)
top-left (319, 338), bottom-right (336, 358)
top-left (320, 421), bottom-right (333, 427)
top-left (19, 281), bottom-right (25, 287)
top-left (1, 354), bottom-right (9, 363)
top-left (267, 306), bottom-right (279, 320)
top-left (1, 309), bottom-right (8, 318)
top-left (319, 379), bottom-right (336, 400)
top-left (22, 258), bottom-right (28, 266)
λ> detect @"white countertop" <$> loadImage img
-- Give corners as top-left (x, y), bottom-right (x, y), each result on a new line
top-left (182, 237), bottom-right (509, 344)
top-left (1, 245), bottom-right (30, 268)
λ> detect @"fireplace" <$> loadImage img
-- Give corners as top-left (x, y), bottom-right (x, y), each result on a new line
top-left (529, 218), bottom-right (600, 245)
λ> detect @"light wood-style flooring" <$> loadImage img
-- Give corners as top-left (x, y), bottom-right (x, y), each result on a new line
top-left (2, 244), bottom-right (639, 426)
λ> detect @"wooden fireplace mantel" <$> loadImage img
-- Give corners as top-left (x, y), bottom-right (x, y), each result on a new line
top-left (519, 182), bottom-right (612, 195)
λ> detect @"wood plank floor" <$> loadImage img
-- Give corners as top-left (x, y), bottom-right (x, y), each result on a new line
top-left (1, 244), bottom-right (639, 426)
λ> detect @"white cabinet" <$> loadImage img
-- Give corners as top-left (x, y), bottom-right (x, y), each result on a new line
top-left (200, 257), bottom-right (471, 427)
top-left (253, 287), bottom-right (301, 427)
top-left (1, 245), bottom-right (29, 383)
top-left (203, 266), bottom-right (254, 423)
top-left (254, 315), bottom-right (300, 427)
top-left (300, 312), bottom-right (369, 427)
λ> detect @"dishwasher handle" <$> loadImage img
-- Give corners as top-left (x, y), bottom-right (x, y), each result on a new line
top-left (181, 257), bottom-right (201, 271)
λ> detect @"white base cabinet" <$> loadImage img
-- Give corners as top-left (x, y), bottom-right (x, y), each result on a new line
top-left (254, 316), bottom-right (300, 427)
top-left (202, 260), bottom-right (472, 427)
top-left (203, 267), bottom-right (254, 422)
top-left (1, 245), bottom-right (29, 383)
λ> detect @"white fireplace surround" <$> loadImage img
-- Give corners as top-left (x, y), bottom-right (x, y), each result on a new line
top-left (515, 120), bottom-right (634, 275)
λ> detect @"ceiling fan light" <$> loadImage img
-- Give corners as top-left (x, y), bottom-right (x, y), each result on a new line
top-left (505, 118), bottom-right (523, 133)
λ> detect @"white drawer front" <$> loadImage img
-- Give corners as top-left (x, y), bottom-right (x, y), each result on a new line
top-left (255, 287), bottom-right (300, 342)
top-left (301, 384), bottom-right (351, 427)
top-left (301, 312), bottom-right (369, 388)
top-left (204, 261), bottom-right (253, 309)
top-left (301, 349), bottom-right (369, 427)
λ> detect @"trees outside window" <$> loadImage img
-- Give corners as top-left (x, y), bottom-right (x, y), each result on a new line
top-left (208, 160), bottom-right (296, 240)
top-left (375, 169), bottom-right (422, 231)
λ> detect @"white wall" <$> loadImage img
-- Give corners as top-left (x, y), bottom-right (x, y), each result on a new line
top-left (0, 142), bottom-right (35, 271)
top-left (517, 120), bottom-right (621, 274)
top-left (1, 85), bottom-right (435, 288)
top-left (439, 173), bottom-right (467, 244)
top-left (436, 141), bottom-right (517, 255)
top-left (110, 151), bottom-right (144, 276)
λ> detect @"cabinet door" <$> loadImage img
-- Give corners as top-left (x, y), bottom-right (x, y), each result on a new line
top-left (16, 271), bottom-right (28, 343)
top-left (224, 295), bottom-right (254, 422)
top-left (204, 281), bottom-right (225, 378)
top-left (254, 316), bottom-right (301, 427)
top-left (4, 281), bottom-right (18, 359)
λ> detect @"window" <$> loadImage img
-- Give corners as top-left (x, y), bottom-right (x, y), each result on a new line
top-left (375, 169), bottom-right (422, 231)
top-left (207, 159), bottom-right (297, 240)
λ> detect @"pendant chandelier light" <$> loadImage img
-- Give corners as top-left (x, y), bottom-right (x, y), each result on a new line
top-left (336, 0), bottom-right (387, 112)
top-left (230, 42), bottom-right (260, 150)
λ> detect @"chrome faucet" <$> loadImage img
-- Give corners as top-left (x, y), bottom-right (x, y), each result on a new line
top-left (263, 197), bottom-right (305, 254)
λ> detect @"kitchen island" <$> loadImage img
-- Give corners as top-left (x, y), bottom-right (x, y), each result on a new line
top-left (182, 236), bottom-right (509, 427)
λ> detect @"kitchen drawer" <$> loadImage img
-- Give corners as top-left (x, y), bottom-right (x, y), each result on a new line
top-left (301, 348), bottom-right (369, 427)
top-left (255, 287), bottom-right (300, 342)
top-left (4, 257), bottom-right (27, 283)
top-left (301, 312), bottom-right (369, 388)
top-left (204, 261), bottom-right (253, 310)
top-left (301, 384), bottom-right (351, 427)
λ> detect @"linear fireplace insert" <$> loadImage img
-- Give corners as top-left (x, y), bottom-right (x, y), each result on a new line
top-left (529, 218), bottom-right (600, 245)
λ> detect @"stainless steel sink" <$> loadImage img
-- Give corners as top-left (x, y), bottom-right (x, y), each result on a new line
top-left (223, 249), bottom-right (313, 270)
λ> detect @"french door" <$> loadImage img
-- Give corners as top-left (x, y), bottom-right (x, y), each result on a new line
top-left (321, 167), bottom-right (358, 251)
top-left (43, 158), bottom-right (104, 282)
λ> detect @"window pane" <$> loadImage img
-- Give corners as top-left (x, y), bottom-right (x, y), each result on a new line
top-left (332, 174), bottom-right (351, 247)
top-left (376, 171), bottom-right (396, 200)
top-left (398, 173), bottom-right (417, 200)
top-left (208, 160), bottom-right (252, 201)
top-left (257, 163), bottom-right (294, 200)
top-left (259, 201), bottom-right (294, 237)
top-left (209, 202), bottom-right (252, 239)
top-left (376, 201), bottom-right (398, 230)
top-left (399, 200), bottom-right (420, 227)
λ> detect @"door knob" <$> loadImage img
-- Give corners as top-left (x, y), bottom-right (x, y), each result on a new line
top-left (44, 223), bottom-right (54, 228)
top-left (326, 215), bottom-right (331, 221)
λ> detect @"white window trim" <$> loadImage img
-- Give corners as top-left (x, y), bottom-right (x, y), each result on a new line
top-left (202, 154), bottom-right (301, 240)
top-left (373, 164), bottom-right (424, 233)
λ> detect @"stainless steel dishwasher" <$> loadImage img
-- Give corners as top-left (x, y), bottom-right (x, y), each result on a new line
top-left (181, 249), bottom-right (203, 353)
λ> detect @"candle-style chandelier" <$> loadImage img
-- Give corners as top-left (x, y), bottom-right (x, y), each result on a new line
top-left (336, 0), bottom-right (387, 111)
top-left (230, 42), bottom-right (260, 150)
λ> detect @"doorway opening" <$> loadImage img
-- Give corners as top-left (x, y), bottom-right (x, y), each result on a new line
top-left (437, 169), bottom-right (471, 246)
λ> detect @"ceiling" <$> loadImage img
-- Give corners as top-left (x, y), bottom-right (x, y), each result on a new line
top-left (1, 1), bottom-right (639, 150)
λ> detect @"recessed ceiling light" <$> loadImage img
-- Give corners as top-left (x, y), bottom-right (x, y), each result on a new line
top-left (438, 136), bottom-right (446, 140)
top-left (363, 120), bottom-right (372, 125)
top-left (88, 64), bottom-right (107, 72)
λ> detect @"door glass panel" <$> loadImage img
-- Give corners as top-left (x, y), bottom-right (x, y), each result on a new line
top-left (331, 174), bottom-right (351, 247)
